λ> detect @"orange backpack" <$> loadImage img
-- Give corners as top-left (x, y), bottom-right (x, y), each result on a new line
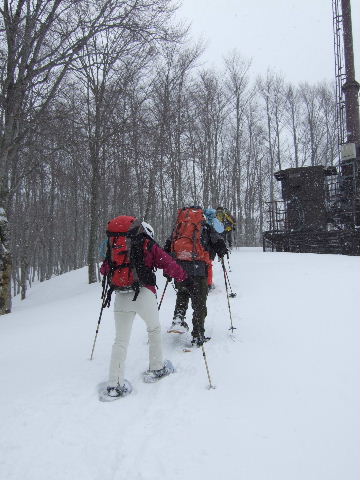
top-left (171, 207), bottom-right (210, 264)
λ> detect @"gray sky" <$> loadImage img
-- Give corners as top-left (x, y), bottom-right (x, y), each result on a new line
top-left (178, 0), bottom-right (360, 84)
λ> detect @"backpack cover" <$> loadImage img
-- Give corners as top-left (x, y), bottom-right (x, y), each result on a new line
top-left (204, 208), bottom-right (225, 233)
top-left (104, 216), bottom-right (155, 299)
top-left (171, 207), bottom-right (210, 263)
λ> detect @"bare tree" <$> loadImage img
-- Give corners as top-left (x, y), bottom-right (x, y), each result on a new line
top-left (318, 82), bottom-right (338, 166)
top-left (285, 85), bottom-right (301, 168)
top-left (257, 72), bottom-right (276, 203)
top-left (224, 51), bottom-right (252, 236)
top-left (299, 82), bottom-right (326, 166)
top-left (0, 0), bottom-right (181, 309)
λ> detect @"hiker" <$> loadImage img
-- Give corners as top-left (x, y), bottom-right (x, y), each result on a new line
top-left (216, 206), bottom-right (236, 249)
top-left (99, 216), bottom-right (187, 401)
top-left (204, 208), bottom-right (224, 291)
top-left (165, 206), bottom-right (228, 346)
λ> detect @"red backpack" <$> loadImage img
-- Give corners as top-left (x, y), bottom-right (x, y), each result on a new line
top-left (106, 215), bottom-right (139, 289)
top-left (102, 216), bottom-right (156, 302)
top-left (171, 207), bottom-right (210, 264)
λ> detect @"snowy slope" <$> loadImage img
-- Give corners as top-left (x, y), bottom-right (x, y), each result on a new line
top-left (0, 249), bottom-right (359, 480)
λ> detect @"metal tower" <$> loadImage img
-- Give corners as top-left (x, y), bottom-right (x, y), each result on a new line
top-left (332, 0), bottom-right (347, 147)
top-left (332, 0), bottom-right (360, 149)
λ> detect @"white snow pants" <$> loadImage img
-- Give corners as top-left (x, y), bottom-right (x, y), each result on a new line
top-left (108, 287), bottom-right (163, 387)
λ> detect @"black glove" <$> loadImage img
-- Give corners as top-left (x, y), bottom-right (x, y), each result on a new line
top-left (232, 226), bottom-right (236, 231)
top-left (163, 239), bottom-right (171, 253)
top-left (217, 243), bottom-right (229, 259)
top-left (163, 272), bottom-right (172, 282)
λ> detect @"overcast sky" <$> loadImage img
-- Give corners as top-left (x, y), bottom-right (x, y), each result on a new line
top-left (178, 0), bottom-right (360, 84)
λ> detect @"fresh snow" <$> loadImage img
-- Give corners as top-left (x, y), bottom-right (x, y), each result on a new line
top-left (0, 248), bottom-right (359, 480)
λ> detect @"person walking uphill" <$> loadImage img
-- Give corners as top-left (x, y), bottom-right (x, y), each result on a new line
top-left (165, 206), bottom-right (228, 347)
top-left (204, 208), bottom-right (224, 291)
top-left (99, 215), bottom-right (187, 401)
top-left (216, 206), bottom-right (236, 249)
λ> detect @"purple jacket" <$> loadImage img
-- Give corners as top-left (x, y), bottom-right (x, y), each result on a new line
top-left (144, 242), bottom-right (187, 293)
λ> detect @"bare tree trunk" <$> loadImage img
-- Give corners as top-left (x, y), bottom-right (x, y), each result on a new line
top-left (20, 256), bottom-right (27, 301)
top-left (87, 145), bottom-right (101, 284)
top-left (0, 209), bottom-right (12, 313)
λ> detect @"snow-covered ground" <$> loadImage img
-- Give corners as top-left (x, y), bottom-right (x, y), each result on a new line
top-left (0, 248), bottom-right (359, 480)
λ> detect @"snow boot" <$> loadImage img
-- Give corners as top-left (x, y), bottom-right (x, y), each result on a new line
top-left (191, 334), bottom-right (211, 347)
top-left (167, 318), bottom-right (189, 334)
top-left (98, 379), bottom-right (132, 402)
top-left (143, 359), bottom-right (175, 383)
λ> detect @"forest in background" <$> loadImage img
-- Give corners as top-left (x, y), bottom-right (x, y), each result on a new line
top-left (0, 1), bottom-right (339, 306)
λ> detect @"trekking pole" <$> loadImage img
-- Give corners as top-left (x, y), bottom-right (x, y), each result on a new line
top-left (90, 277), bottom-right (111, 360)
top-left (201, 344), bottom-right (216, 389)
top-left (221, 258), bottom-right (236, 333)
top-left (90, 299), bottom-right (106, 360)
top-left (223, 265), bottom-right (237, 298)
top-left (158, 279), bottom-right (170, 311)
top-left (226, 253), bottom-right (232, 272)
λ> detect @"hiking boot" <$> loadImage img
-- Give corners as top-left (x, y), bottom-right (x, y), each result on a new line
top-left (191, 335), bottom-right (211, 347)
top-left (143, 359), bottom-right (175, 383)
top-left (167, 319), bottom-right (189, 334)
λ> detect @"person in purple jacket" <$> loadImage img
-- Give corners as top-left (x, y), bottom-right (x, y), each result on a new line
top-left (99, 220), bottom-right (187, 401)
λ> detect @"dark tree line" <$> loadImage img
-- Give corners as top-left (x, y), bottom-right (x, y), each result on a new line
top-left (0, 2), bottom-right (338, 312)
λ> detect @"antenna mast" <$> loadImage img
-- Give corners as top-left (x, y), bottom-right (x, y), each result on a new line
top-left (332, 0), bottom-right (360, 146)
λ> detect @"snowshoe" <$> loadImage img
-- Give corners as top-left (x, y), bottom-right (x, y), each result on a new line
top-left (98, 380), bottom-right (132, 402)
top-left (143, 359), bottom-right (175, 383)
top-left (182, 346), bottom-right (194, 352)
top-left (167, 319), bottom-right (189, 334)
